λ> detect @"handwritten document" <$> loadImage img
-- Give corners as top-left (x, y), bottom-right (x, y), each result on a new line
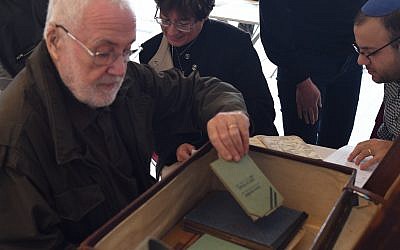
top-left (251, 135), bottom-right (321, 159)
top-left (324, 145), bottom-right (378, 188)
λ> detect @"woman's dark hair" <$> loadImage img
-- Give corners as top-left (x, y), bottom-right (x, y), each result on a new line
top-left (154, 0), bottom-right (215, 20)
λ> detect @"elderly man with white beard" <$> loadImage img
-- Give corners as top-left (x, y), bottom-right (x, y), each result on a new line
top-left (0, 0), bottom-right (250, 248)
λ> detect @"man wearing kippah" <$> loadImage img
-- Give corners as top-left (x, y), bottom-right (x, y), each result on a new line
top-left (348, 0), bottom-right (400, 169)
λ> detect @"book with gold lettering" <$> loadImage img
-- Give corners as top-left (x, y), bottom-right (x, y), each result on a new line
top-left (210, 154), bottom-right (283, 220)
top-left (183, 191), bottom-right (308, 250)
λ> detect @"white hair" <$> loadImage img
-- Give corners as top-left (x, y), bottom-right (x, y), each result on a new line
top-left (44, 0), bottom-right (133, 38)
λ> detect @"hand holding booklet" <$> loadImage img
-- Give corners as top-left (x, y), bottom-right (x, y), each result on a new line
top-left (210, 154), bottom-right (283, 220)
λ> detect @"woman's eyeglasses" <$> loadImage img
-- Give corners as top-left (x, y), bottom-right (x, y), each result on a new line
top-left (154, 8), bottom-right (195, 33)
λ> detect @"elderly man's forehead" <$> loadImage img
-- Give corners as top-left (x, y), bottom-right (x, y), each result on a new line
top-left (83, 1), bottom-right (135, 19)
top-left (77, 2), bottom-right (136, 31)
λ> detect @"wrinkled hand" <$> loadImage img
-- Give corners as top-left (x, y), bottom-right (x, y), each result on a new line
top-left (207, 111), bottom-right (250, 162)
top-left (296, 77), bottom-right (322, 125)
top-left (176, 143), bottom-right (196, 162)
top-left (347, 139), bottom-right (393, 170)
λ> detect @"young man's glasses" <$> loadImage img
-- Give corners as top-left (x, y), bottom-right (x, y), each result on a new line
top-left (153, 8), bottom-right (195, 33)
top-left (353, 35), bottom-right (400, 61)
top-left (55, 24), bottom-right (142, 66)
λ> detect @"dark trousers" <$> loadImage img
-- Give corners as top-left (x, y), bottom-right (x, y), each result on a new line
top-left (277, 52), bottom-right (362, 149)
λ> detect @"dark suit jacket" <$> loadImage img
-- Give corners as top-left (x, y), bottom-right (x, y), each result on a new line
top-left (140, 19), bottom-right (277, 165)
top-left (0, 0), bottom-right (48, 77)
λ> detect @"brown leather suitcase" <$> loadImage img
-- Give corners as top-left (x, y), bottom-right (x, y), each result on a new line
top-left (79, 138), bottom-right (400, 250)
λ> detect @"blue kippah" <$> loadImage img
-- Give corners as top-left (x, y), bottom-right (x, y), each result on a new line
top-left (362, 0), bottom-right (400, 16)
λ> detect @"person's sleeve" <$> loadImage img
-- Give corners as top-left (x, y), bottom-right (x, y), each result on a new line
top-left (138, 33), bottom-right (163, 64)
top-left (0, 158), bottom-right (75, 250)
top-left (259, 0), bottom-right (309, 85)
top-left (230, 32), bottom-right (278, 136)
top-left (377, 122), bottom-right (395, 141)
top-left (131, 64), bottom-right (248, 133)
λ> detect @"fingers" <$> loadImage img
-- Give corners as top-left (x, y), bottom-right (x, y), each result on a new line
top-left (359, 157), bottom-right (380, 170)
top-left (295, 78), bottom-right (321, 125)
top-left (318, 95), bottom-right (322, 108)
top-left (347, 145), bottom-right (362, 162)
top-left (227, 123), bottom-right (245, 158)
top-left (353, 149), bottom-right (371, 165)
top-left (311, 104), bottom-right (319, 124)
top-left (176, 143), bottom-right (195, 162)
top-left (298, 108), bottom-right (318, 125)
top-left (303, 110), bottom-right (310, 124)
top-left (297, 102), bottom-right (303, 120)
top-left (240, 121), bottom-right (250, 154)
top-left (347, 139), bottom-right (391, 170)
top-left (213, 122), bottom-right (243, 161)
top-left (207, 111), bottom-right (250, 162)
top-left (348, 141), bottom-right (371, 165)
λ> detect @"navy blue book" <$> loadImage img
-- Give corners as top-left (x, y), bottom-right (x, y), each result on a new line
top-left (183, 191), bottom-right (308, 250)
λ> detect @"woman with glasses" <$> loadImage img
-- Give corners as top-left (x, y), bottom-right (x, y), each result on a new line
top-left (140, 0), bottom-right (278, 167)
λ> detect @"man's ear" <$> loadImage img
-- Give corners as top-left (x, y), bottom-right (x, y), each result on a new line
top-left (45, 24), bottom-right (61, 61)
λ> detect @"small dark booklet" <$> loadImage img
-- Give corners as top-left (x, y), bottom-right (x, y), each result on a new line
top-left (183, 191), bottom-right (308, 250)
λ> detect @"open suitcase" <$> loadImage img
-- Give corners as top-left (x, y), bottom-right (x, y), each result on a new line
top-left (79, 137), bottom-right (400, 249)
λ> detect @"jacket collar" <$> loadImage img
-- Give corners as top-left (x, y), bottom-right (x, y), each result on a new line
top-left (26, 41), bottom-right (85, 164)
top-left (26, 41), bottom-right (130, 165)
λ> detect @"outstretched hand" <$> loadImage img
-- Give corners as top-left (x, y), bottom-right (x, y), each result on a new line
top-left (207, 111), bottom-right (250, 162)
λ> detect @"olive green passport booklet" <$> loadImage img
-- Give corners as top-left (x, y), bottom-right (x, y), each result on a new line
top-left (188, 234), bottom-right (249, 250)
top-left (210, 154), bottom-right (283, 220)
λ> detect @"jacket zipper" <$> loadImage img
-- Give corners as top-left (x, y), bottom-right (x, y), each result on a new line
top-left (16, 45), bottom-right (37, 61)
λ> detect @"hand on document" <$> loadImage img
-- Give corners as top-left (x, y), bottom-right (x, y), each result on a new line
top-left (324, 145), bottom-right (379, 188)
top-left (347, 139), bottom-right (393, 170)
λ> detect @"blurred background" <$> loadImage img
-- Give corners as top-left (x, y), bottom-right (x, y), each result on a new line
top-left (130, 0), bottom-right (384, 146)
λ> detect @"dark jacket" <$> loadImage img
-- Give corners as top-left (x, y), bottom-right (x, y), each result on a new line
top-left (259, 0), bottom-right (366, 84)
top-left (0, 41), bottom-right (246, 249)
top-left (140, 19), bottom-right (277, 164)
top-left (0, 0), bottom-right (48, 77)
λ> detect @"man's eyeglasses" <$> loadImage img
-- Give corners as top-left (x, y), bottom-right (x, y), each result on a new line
top-left (55, 24), bottom-right (142, 66)
top-left (353, 35), bottom-right (400, 61)
top-left (153, 8), bottom-right (195, 33)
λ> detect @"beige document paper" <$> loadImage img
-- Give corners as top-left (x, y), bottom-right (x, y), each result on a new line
top-left (250, 135), bottom-right (321, 159)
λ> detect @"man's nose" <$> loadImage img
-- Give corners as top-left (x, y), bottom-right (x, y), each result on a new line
top-left (107, 55), bottom-right (126, 76)
top-left (357, 54), bottom-right (370, 66)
